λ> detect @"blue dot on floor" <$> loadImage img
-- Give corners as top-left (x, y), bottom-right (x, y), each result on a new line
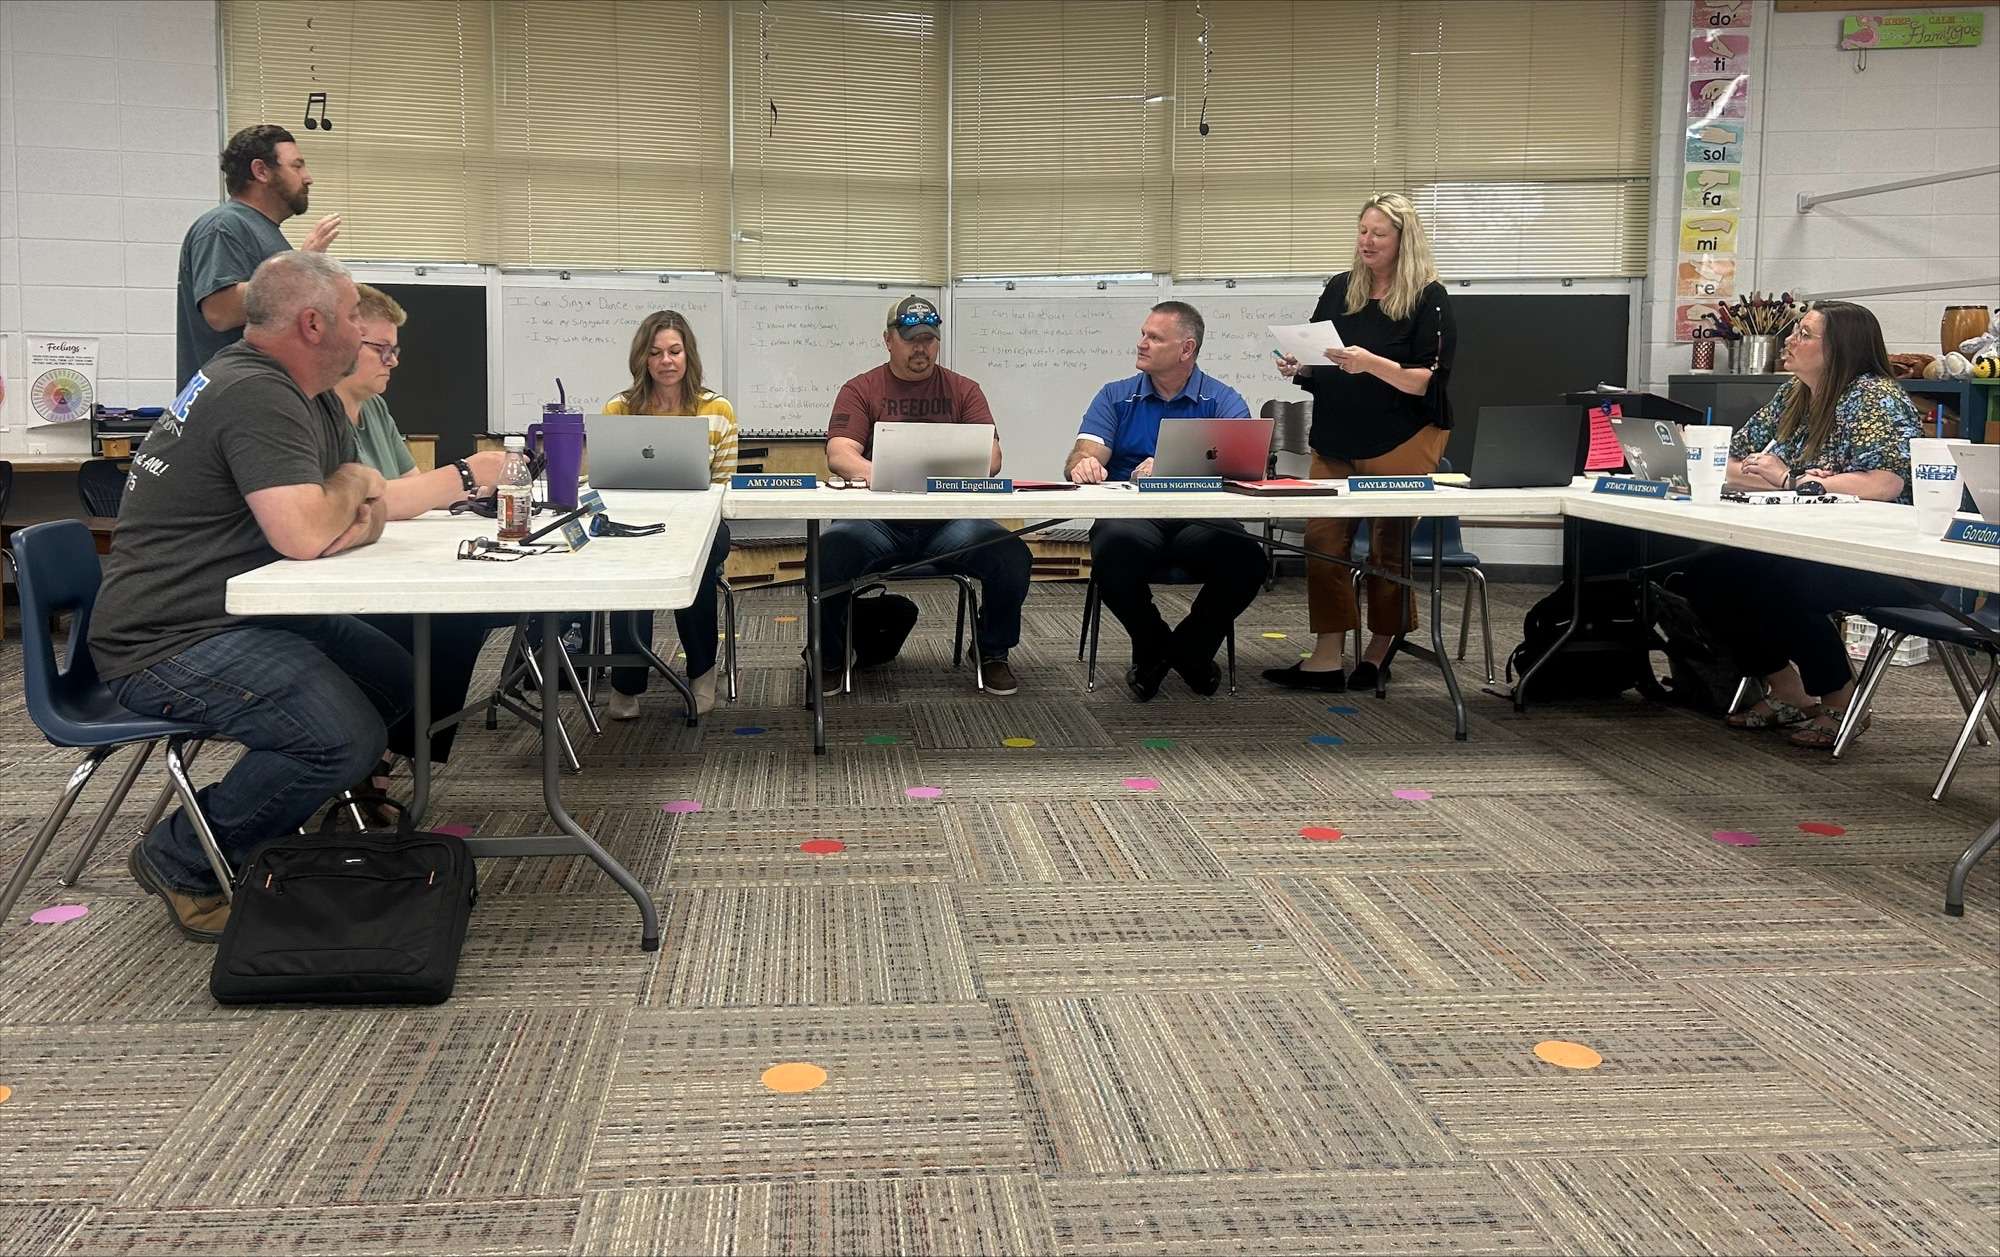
top-left (732, 726), bottom-right (766, 736)
top-left (1308, 733), bottom-right (1345, 747)
top-left (1326, 705), bottom-right (1359, 716)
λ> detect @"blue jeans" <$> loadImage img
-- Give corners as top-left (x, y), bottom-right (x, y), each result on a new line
top-left (817, 519), bottom-right (1031, 666)
top-left (109, 617), bottom-right (412, 894)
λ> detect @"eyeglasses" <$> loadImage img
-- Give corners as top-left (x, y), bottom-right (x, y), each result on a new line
top-left (455, 537), bottom-right (551, 562)
top-left (361, 339), bottom-right (402, 365)
top-left (889, 310), bottom-right (941, 330)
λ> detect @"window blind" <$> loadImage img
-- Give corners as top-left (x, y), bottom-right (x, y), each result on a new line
top-left (221, 0), bottom-right (500, 264)
top-left (1171, 0), bottom-right (1657, 280)
top-left (491, 1), bottom-right (729, 270)
top-left (730, 0), bottom-right (946, 282)
top-left (951, 0), bottom-right (1172, 279)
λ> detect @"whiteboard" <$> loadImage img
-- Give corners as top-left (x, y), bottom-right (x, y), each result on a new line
top-left (498, 282), bottom-right (725, 428)
top-left (951, 293), bottom-right (1158, 481)
top-left (732, 286), bottom-right (939, 436)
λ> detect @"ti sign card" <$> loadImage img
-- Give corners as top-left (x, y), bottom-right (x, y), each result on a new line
top-left (926, 477), bottom-right (1013, 493)
top-left (731, 473), bottom-right (816, 489)
top-left (1346, 475), bottom-right (1434, 493)
top-left (1690, 29), bottom-right (1749, 75)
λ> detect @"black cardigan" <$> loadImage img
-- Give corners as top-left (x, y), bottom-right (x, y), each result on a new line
top-left (1293, 273), bottom-right (1455, 461)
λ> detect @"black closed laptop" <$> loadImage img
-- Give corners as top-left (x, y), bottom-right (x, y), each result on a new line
top-left (1459, 405), bottom-right (1587, 489)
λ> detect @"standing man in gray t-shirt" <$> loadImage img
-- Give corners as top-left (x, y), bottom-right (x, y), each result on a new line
top-left (175, 124), bottom-right (343, 387)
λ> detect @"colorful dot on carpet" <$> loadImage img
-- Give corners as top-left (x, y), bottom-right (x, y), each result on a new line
top-left (1712, 830), bottom-right (1760, 847)
top-left (1002, 737), bottom-right (1037, 748)
top-left (433, 823), bottom-right (474, 839)
top-left (1141, 737), bottom-right (1174, 750)
top-left (774, 615), bottom-right (799, 623)
top-left (905, 786), bottom-right (943, 799)
top-left (1307, 734), bottom-right (1344, 747)
top-left (1300, 827), bottom-right (1344, 842)
top-left (1326, 705), bottom-right (1360, 716)
top-left (864, 733), bottom-right (901, 746)
top-left (29, 904), bottom-right (87, 925)
top-left (1392, 789), bottom-right (1432, 802)
top-left (1123, 777), bottom-right (1161, 792)
top-left (1798, 822), bottom-right (1846, 837)
top-left (660, 800), bottom-right (704, 815)
top-left (1533, 1040), bottom-right (1603, 1070)
top-left (761, 1062), bottom-right (827, 1093)
top-left (732, 726), bottom-right (766, 736)
top-left (1261, 632), bottom-right (1288, 640)
top-left (0, 1086), bottom-right (11, 1104)
top-left (799, 838), bottom-right (846, 855)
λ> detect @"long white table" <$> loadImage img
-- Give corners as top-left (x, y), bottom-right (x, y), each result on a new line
top-left (725, 483), bottom-right (1574, 750)
top-left (228, 486), bottom-right (724, 950)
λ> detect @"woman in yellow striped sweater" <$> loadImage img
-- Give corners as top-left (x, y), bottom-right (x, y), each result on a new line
top-left (601, 309), bottom-right (736, 718)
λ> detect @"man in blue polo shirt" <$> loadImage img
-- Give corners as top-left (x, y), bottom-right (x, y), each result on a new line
top-left (1065, 302), bottom-right (1266, 701)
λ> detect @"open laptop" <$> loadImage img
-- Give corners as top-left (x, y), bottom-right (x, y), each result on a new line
top-left (1152, 417), bottom-right (1274, 480)
top-left (871, 421), bottom-right (994, 492)
top-left (584, 414), bottom-right (713, 490)
top-left (1609, 415), bottom-right (1692, 494)
top-left (1951, 443), bottom-right (2000, 523)
top-left (1455, 405), bottom-right (1586, 489)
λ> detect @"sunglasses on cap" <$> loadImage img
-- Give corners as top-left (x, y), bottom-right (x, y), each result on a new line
top-left (890, 310), bottom-right (941, 330)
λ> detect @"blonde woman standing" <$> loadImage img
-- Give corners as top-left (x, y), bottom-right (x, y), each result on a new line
top-left (1265, 193), bottom-right (1456, 695)
top-left (601, 309), bottom-right (736, 717)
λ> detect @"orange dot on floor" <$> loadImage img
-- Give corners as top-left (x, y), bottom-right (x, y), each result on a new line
top-left (1300, 826), bottom-right (1344, 842)
top-left (775, 615), bottom-right (799, 623)
top-left (1533, 1040), bottom-right (1603, 1070)
top-left (799, 838), bottom-right (845, 855)
top-left (0, 1085), bottom-right (11, 1104)
top-left (761, 1061), bottom-right (827, 1093)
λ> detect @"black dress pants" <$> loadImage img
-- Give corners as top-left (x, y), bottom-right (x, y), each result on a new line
top-left (1089, 517), bottom-right (1265, 664)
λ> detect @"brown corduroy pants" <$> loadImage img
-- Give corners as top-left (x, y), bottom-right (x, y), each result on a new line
top-left (1303, 425), bottom-right (1450, 636)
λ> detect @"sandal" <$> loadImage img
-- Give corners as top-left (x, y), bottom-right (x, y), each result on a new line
top-left (1726, 699), bottom-right (1817, 731)
top-left (1787, 709), bottom-right (1867, 750)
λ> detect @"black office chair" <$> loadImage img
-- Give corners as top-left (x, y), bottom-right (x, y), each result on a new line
top-left (77, 459), bottom-right (127, 517)
top-left (843, 568), bottom-right (982, 692)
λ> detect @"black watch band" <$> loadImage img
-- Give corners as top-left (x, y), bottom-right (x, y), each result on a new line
top-left (453, 458), bottom-right (477, 496)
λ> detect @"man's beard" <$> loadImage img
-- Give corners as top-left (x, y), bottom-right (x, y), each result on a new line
top-left (286, 185), bottom-right (310, 216)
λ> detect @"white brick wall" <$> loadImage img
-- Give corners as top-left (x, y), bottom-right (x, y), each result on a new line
top-left (0, 0), bottom-right (220, 457)
top-left (1641, 0), bottom-right (2000, 392)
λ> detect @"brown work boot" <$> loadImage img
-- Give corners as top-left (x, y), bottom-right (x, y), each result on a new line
top-left (981, 656), bottom-right (1020, 696)
top-left (128, 844), bottom-right (229, 943)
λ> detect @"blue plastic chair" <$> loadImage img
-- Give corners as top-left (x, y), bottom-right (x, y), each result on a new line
top-left (0, 521), bottom-right (229, 928)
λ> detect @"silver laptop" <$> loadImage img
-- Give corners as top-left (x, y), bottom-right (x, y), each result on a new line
top-left (870, 421), bottom-right (994, 492)
top-left (1152, 417), bottom-right (1273, 480)
top-left (584, 414), bottom-right (712, 490)
top-left (1609, 415), bottom-right (1691, 493)
top-left (1950, 443), bottom-right (2000, 523)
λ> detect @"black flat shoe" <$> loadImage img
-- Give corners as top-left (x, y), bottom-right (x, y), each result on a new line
top-left (1262, 662), bottom-right (1347, 692)
top-left (1348, 660), bottom-right (1392, 693)
top-left (1125, 656), bottom-right (1172, 702)
top-left (1173, 653), bottom-right (1222, 697)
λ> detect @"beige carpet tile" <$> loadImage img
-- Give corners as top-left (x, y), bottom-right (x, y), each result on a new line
top-left (905, 741), bottom-right (1344, 805)
top-left (1519, 868), bottom-right (1966, 978)
top-left (1800, 860), bottom-right (2000, 971)
top-left (907, 697), bottom-right (1114, 750)
top-left (0, 897), bottom-right (256, 1026)
top-left (583, 1004), bottom-right (1033, 1187)
top-left (1173, 799), bottom-right (1503, 875)
top-left (1302, 742), bottom-right (1623, 802)
top-left (1040, 1166), bottom-right (1556, 1256)
top-left (661, 805), bottom-right (955, 884)
top-left (643, 882), bottom-right (978, 1007)
top-left (435, 806), bottom-right (677, 900)
top-left (569, 1174), bottom-right (1057, 1257)
top-left (1686, 975), bottom-right (2000, 1148)
top-left (446, 895), bottom-right (661, 1007)
top-left (1256, 871), bottom-right (1652, 992)
top-left (1530, 725), bottom-right (1872, 800)
top-left (117, 1008), bottom-right (622, 1207)
top-left (1903, 1147), bottom-right (2000, 1224)
top-left (1086, 694), bottom-right (1347, 743)
top-left (1337, 989), bottom-right (1882, 1156)
top-left (1436, 794), bottom-right (1746, 875)
top-left (0, 1205), bottom-right (90, 1257)
top-left (1496, 1149), bottom-right (2000, 1257)
top-left (686, 746), bottom-right (930, 810)
top-left (55, 1199), bottom-right (583, 1257)
top-left (1602, 791), bottom-right (2000, 870)
top-left (938, 799), bottom-right (1229, 883)
top-left (0, 1022), bottom-right (251, 1199)
top-left (958, 884), bottom-right (1321, 995)
top-left (992, 989), bottom-right (1452, 1174)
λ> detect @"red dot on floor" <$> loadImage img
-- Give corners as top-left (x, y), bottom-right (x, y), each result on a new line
top-left (799, 838), bottom-right (846, 855)
top-left (1798, 822), bottom-right (1846, 837)
top-left (1712, 830), bottom-right (1760, 847)
top-left (1300, 827), bottom-right (1344, 842)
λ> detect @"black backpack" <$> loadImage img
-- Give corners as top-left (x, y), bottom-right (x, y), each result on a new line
top-left (210, 802), bottom-right (477, 1006)
top-left (851, 592), bottom-right (920, 669)
top-left (1649, 576), bottom-right (1745, 715)
top-left (1506, 577), bottom-right (1653, 702)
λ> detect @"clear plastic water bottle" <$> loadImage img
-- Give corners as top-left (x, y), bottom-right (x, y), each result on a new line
top-left (497, 435), bottom-right (532, 541)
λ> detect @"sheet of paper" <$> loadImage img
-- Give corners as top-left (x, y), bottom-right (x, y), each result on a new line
top-left (1268, 321), bottom-right (1344, 363)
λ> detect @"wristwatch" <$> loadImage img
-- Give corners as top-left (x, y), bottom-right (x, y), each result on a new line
top-left (453, 458), bottom-right (477, 497)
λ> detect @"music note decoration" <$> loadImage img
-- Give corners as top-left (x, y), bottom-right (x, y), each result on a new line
top-left (303, 91), bottom-right (333, 132)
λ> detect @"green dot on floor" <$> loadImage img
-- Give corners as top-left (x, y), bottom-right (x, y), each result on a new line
top-left (1141, 737), bottom-right (1174, 749)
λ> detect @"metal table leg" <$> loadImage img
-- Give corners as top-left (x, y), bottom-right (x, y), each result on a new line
top-left (1515, 517), bottom-right (1584, 712)
top-left (411, 614), bottom-right (432, 824)
top-left (806, 519), bottom-right (827, 755)
top-left (1427, 520), bottom-right (1467, 740)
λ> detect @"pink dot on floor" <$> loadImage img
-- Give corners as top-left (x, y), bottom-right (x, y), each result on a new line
top-left (1712, 830), bottom-right (1761, 847)
top-left (29, 904), bottom-right (87, 925)
top-left (434, 823), bottom-right (475, 839)
top-left (1797, 822), bottom-right (1845, 837)
top-left (660, 800), bottom-right (704, 814)
top-left (1392, 789), bottom-right (1432, 802)
top-left (1123, 777), bottom-right (1161, 792)
top-left (799, 838), bottom-right (846, 855)
top-left (905, 786), bottom-right (943, 799)
top-left (1300, 827), bottom-right (1344, 842)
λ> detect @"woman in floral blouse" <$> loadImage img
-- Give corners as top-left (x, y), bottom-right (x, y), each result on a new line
top-left (1683, 302), bottom-right (1921, 748)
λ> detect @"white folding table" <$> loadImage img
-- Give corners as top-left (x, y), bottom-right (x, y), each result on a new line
top-left (227, 486), bottom-right (723, 950)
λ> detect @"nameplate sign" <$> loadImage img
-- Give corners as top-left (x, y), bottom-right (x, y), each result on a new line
top-left (1345, 475), bottom-right (1434, 493)
top-left (576, 489), bottom-right (607, 516)
top-left (1593, 477), bottom-right (1674, 499)
top-left (926, 477), bottom-right (1014, 493)
top-left (555, 518), bottom-right (593, 552)
top-left (1134, 476), bottom-right (1225, 492)
top-left (731, 473), bottom-right (816, 490)
top-left (1943, 517), bottom-right (2000, 548)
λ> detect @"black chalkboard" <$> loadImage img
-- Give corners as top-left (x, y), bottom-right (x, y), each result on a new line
top-left (375, 282), bottom-right (487, 464)
top-left (1442, 293), bottom-right (1629, 475)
